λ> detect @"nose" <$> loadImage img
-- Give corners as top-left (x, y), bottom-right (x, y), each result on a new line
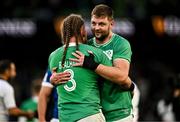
top-left (94, 24), bottom-right (100, 30)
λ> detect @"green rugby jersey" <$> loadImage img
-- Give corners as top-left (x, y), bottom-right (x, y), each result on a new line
top-left (48, 43), bottom-right (111, 122)
top-left (20, 97), bottom-right (38, 122)
top-left (88, 33), bottom-right (133, 121)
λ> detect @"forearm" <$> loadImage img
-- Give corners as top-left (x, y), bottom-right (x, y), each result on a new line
top-left (38, 95), bottom-right (47, 122)
top-left (8, 107), bottom-right (29, 117)
top-left (95, 64), bottom-right (131, 88)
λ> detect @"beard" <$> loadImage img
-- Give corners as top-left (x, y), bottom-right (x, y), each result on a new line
top-left (95, 33), bottom-right (108, 41)
top-left (92, 26), bottom-right (110, 42)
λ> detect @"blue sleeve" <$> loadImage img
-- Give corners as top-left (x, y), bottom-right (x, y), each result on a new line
top-left (42, 69), bottom-right (53, 87)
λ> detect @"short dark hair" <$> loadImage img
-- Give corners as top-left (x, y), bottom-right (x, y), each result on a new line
top-left (91, 4), bottom-right (114, 20)
top-left (0, 60), bottom-right (13, 74)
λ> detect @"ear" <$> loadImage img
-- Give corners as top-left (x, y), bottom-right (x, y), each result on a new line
top-left (110, 20), bottom-right (114, 26)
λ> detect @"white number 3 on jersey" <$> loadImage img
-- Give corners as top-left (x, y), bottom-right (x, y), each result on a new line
top-left (63, 69), bottom-right (76, 92)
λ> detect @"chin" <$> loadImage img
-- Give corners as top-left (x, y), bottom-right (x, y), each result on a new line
top-left (96, 37), bottom-right (104, 42)
top-left (95, 35), bottom-right (102, 39)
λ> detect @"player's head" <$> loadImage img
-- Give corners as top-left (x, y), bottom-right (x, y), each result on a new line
top-left (61, 14), bottom-right (87, 45)
top-left (91, 4), bottom-right (114, 41)
top-left (61, 14), bottom-right (87, 67)
top-left (0, 60), bottom-right (16, 81)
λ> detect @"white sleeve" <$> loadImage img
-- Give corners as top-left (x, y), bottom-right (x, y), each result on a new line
top-left (41, 71), bottom-right (53, 88)
top-left (42, 82), bottom-right (53, 88)
top-left (3, 84), bottom-right (16, 109)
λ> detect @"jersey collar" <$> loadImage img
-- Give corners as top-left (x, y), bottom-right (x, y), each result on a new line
top-left (93, 33), bottom-right (115, 47)
top-left (63, 42), bottom-right (81, 47)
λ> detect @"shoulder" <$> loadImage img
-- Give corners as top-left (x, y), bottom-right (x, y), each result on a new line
top-left (49, 47), bottom-right (63, 58)
top-left (113, 34), bottom-right (131, 47)
top-left (112, 34), bottom-right (131, 54)
top-left (0, 80), bottom-right (14, 95)
top-left (80, 44), bottom-right (103, 54)
top-left (0, 80), bottom-right (13, 90)
top-left (49, 47), bottom-right (64, 64)
top-left (80, 44), bottom-right (111, 64)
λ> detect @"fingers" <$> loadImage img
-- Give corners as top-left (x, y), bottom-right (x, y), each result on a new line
top-left (52, 67), bottom-right (57, 73)
top-left (72, 63), bottom-right (82, 67)
top-left (88, 51), bottom-right (95, 57)
top-left (71, 51), bottom-right (84, 67)
top-left (52, 76), bottom-right (71, 85)
top-left (72, 52), bottom-right (81, 59)
top-left (75, 51), bottom-right (84, 56)
top-left (72, 51), bottom-right (85, 59)
top-left (50, 72), bottom-right (71, 85)
top-left (53, 72), bottom-right (71, 81)
top-left (69, 58), bottom-right (79, 63)
top-left (55, 77), bottom-right (71, 84)
top-left (69, 58), bottom-right (83, 66)
top-left (87, 50), bottom-right (93, 54)
top-left (56, 72), bottom-right (71, 77)
top-left (58, 81), bottom-right (69, 84)
top-left (60, 77), bottom-right (71, 81)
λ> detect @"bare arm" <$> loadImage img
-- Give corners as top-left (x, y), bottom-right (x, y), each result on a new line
top-left (70, 51), bottom-right (132, 89)
top-left (38, 86), bottom-right (52, 122)
top-left (95, 58), bottom-right (131, 89)
top-left (8, 107), bottom-right (34, 119)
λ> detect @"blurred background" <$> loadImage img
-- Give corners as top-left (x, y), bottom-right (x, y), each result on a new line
top-left (1, 0), bottom-right (180, 121)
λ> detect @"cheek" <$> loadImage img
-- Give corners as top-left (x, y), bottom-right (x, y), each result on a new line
top-left (101, 26), bottom-right (109, 32)
top-left (91, 27), bottom-right (95, 33)
top-left (91, 25), bottom-right (95, 30)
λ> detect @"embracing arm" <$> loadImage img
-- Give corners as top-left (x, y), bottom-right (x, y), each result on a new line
top-left (95, 58), bottom-right (132, 89)
top-left (8, 107), bottom-right (34, 119)
top-left (70, 51), bottom-right (132, 89)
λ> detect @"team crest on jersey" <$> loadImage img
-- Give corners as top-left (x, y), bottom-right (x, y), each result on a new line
top-left (103, 50), bottom-right (113, 60)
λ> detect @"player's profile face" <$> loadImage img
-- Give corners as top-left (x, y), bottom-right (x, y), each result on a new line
top-left (91, 15), bottom-right (112, 41)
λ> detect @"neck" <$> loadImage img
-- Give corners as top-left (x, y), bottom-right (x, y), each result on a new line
top-left (96, 31), bottom-right (113, 44)
top-left (0, 74), bottom-right (8, 81)
top-left (69, 36), bottom-right (81, 43)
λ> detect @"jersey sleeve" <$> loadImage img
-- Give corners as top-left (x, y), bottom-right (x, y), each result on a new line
top-left (3, 84), bottom-right (16, 109)
top-left (94, 48), bottom-right (112, 67)
top-left (42, 69), bottom-right (53, 88)
top-left (113, 38), bottom-right (132, 62)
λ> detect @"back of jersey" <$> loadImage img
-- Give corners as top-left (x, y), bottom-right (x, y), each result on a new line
top-left (48, 43), bottom-right (111, 122)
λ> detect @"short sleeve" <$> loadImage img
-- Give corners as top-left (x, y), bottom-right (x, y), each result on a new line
top-left (94, 48), bottom-right (112, 67)
top-left (113, 39), bottom-right (132, 62)
top-left (3, 85), bottom-right (16, 109)
top-left (42, 70), bottom-right (53, 88)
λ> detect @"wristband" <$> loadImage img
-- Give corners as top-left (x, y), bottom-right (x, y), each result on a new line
top-left (83, 53), bottom-right (99, 70)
